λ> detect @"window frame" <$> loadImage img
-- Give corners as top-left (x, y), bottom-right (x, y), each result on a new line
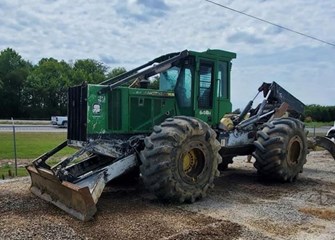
top-left (198, 60), bottom-right (214, 109)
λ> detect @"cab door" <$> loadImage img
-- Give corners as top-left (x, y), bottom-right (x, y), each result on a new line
top-left (194, 59), bottom-right (215, 124)
top-left (216, 61), bottom-right (232, 123)
top-left (174, 58), bottom-right (195, 116)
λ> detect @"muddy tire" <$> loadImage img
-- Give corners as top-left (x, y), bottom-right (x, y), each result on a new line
top-left (253, 118), bottom-right (308, 182)
top-left (140, 116), bottom-right (221, 203)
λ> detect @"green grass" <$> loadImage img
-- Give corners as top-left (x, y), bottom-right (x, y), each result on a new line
top-left (0, 165), bottom-right (27, 178)
top-left (0, 132), bottom-right (75, 160)
top-left (0, 132), bottom-right (77, 179)
top-left (304, 121), bottom-right (333, 128)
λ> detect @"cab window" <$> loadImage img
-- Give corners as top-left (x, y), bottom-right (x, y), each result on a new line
top-left (159, 66), bottom-right (180, 91)
top-left (199, 62), bottom-right (213, 108)
top-left (217, 62), bottom-right (228, 98)
top-left (175, 67), bottom-right (192, 107)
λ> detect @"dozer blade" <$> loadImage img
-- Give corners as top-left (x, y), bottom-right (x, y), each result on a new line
top-left (314, 136), bottom-right (335, 160)
top-left (26, 153), bottom-right (137, 221)
top-left (26, 165), bottom-right (99, 221)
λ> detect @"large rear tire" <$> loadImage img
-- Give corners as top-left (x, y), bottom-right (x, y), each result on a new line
top-left (253, 118), bottom-right (308, 182)
top-left (140, 116), bottom-right (221, 203)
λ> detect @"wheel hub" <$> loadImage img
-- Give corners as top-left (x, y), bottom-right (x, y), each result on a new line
top-left (183, 150), bottom-right (196, 173)
top-left (287, 135), bottom-right (302, 166)
top-left (182, 148), bottom-right (205, 179)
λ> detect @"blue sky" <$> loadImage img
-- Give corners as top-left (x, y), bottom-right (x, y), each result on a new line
top-left (1, 0), bottom-right (334, 109)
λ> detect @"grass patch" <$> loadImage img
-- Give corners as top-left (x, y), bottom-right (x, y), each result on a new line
top-left (0, 132), bottom-right (76, 160)
top-left (0, 132), bottom-right (77, 178)
top-left (304, 121), bottom-right (333, 128)
top-left (0, 165), bottom-right (27, 178)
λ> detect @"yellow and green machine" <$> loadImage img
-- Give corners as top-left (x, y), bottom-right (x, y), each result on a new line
top-left (26, 49), bottom-right (335, 221)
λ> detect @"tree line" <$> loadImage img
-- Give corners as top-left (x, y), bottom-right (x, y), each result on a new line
top-left (0, 48), bottom-right (126, 119)
top-left (0, 48), bottom-right (334, 121)
top-left (304, 105), bottom-right (335, 122)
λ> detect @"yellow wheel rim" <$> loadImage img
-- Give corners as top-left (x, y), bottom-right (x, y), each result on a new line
top-left (183, 149), bottom-right (197, 174)
top-left (182, 148), bottom-right (205, 178)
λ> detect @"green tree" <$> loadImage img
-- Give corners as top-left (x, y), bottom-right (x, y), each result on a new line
top-left (304, 104), bottom-right (335, 122)
top-left (24, 58), bottom-right (72, 118)
top-left (0, 48), bottom-right (131, 118)
top-left (106, 67), bottom-right (127, 80)
top-left (150, 75), bottom-right (160, 89)
top-left (71, 59), bottom-right (108, 84)
top-left (0, 48), bottom-right (32, 118)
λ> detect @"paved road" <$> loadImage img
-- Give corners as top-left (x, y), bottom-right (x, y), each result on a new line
top-left (0, 124), bottom-right (67, 132)
top-left (306, 126), bottom-right (330, 136)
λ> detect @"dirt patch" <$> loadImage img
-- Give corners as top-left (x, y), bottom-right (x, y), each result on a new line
top-left (0, 159), bottom-right (31, 168)
top-left (299, 207), bottom-right (335, 221)
top-left (250, 219), bottom-right (300, 237)
top-left (164, 221), bottom-right (242, 240)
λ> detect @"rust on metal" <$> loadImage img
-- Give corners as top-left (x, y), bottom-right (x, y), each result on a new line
top-left (273, 102), bottom-right (289, 118)
top-left (26, 165), bottom-right (97, 221)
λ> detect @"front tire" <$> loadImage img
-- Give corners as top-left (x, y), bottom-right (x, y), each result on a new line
top-left (140, 116), bottom-right (221, 203)
top-left (253, 118), bottom-right (308, 182)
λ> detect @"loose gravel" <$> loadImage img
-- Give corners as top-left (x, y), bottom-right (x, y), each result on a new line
top-left (0, 151), bottom-right (334, 239)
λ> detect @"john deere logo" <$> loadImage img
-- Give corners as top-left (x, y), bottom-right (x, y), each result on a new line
top-left (92, 103), bottom-right (101, 114)
top-left (199, 110), bottom-right (211, 115)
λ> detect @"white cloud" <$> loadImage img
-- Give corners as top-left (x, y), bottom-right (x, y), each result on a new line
top-left (0, 0), bottom-right (334, 107)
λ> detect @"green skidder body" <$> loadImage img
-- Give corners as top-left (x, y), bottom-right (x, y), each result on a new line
top-left (86, 86), bottom-right (177, 135)
top-left (70, 49), bottom-right (236, 141)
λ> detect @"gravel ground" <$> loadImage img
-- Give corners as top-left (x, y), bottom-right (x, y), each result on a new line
top-left (0, 150), bottom-right (334, 240)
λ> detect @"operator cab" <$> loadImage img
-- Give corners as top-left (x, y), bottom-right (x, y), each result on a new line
top-left (157, 49), bottom-right (236, 126)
